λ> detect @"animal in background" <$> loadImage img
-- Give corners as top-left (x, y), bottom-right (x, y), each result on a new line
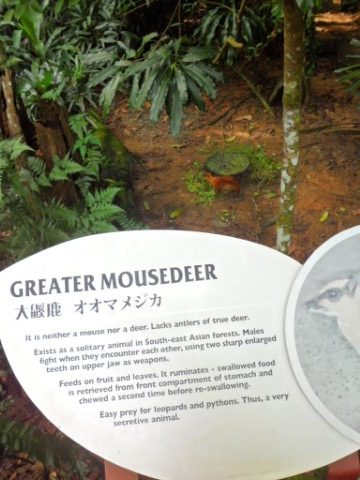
top-left (204, 172), bottom-right (241, 192)
top-left (306, 275), bottom-right (360, 354)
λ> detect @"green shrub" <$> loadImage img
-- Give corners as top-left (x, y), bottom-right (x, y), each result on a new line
top-left (184, 161), bottom-right (216, 204)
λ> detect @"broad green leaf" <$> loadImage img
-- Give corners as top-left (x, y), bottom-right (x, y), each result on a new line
top-left (186, 77), bottom-right (206, 111)
top-left (124, 54), bottom-right (164, 78)
top-left (132, 68), bottom-right (158, 110)
top-left (167, 79), bottom-right (184, 137)
top-left (14, 2), bottom-right (27, 19)
top-left (241, 16), bottom-right (253, 44)
top-left (12, 30), bottom-right (22, 48)
top-left (175, 68), bottom-right (188, 103)
top-left (87, 66), bottom-right (119, 88)
top-left (46, 26), bottom-right (65, 47)
top-left (207, 10), bottom-right (226, 44)
top-left (2, 56), bottom-right (22, 68)
top-left (149, 70), bottom-right (171, 123)
top-left (199, 7), bottom-right (221, 38)
top-left (16, 3), bottom-right (44, 56)
top-left (118, 40), bottom-right (136, 59)
top-left (129, 73), bottom-right (140, 109)
top-left (54, 0), bottom-right (65, 16)
top-left (183, 46), bottom-right (215, 63)
top-left (83, 50), bottom-right (116, 65)
top-left (141, 32), bottom-right (158, 46)
top-left (183, 63), bottom-right (217, 98)
top-left (197, 63), bottom-right (223, 83)
top-left (100, 72), bottom-right (122, 116)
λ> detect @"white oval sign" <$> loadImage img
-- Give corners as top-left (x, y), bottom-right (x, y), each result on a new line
top-left (286, 226), bottom-right (360, 444)
top-left (0, 230), bottom-right (358, 480)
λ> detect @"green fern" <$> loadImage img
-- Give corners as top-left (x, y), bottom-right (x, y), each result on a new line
top-left (0, 415), bottom-right (87, 476)
top-left (68, 113), bottom-right (89, 138)
top-left (115, 210), bottom-right (149, 230)
top-left (0, 126), bottom-right (146, 261)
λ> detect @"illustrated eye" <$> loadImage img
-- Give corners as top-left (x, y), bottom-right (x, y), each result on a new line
top-left (325, 289), bottom-right (341, 301)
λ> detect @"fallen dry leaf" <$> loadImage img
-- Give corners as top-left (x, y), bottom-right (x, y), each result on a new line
top-left (234, 114), bottom-right (253, 121)
top-left (233, 131), bottom-right (251, 139)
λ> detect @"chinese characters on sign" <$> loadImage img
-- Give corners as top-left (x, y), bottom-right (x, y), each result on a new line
top-left (16, 293), bottom-right (162, 319)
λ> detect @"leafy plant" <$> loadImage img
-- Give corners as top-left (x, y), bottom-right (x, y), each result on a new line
top-left (1, 1), bottom-right (231, 137)
top-left (123, 38), bottom-right (222, 136)
top-left (336, 39), bottom-right (360, 105)
top-left (0, 0), bottom-right (147, 118)
top-left (184, 161), bottom-right (216, 204)
top-left (195, 0), bottom-right (282, 65)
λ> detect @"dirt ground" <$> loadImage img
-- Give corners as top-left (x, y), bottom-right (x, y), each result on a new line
top-left (0, 10), bottom-right (360, 480)
top-left (109, 11), bottom-right (360, 265)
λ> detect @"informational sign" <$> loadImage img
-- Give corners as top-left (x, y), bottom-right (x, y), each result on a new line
top-left (0, 230), bottom-right (358, 480)
top-left (286, 225), bottom-right (360, 444)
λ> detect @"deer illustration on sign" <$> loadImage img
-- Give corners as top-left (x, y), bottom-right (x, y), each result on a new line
top-left (306, 275), bottom-right (360, 354)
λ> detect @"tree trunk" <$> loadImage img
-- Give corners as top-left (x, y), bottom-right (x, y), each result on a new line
top-left (1, 70), bottom-right (23, 138)
top-left (35, 101), bottom-right (78, 205)
top-left (0, 39), bottom-right (27, 165)
top-left (276, 0), bottom-right (305, 254)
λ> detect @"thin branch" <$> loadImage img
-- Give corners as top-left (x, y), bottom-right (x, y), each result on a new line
top-left (236, 0), bottom-right (247, 24)
top-left (159, 0), bottom-right (181, 42)
top-left (202, 94), bottom-right (252, 126)
top-left (301, 123), bottom-right (360, 133)
top-left (212, 39), bottom-right (230, 65)
top-left (233, 67), bottom-right (275, 117)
